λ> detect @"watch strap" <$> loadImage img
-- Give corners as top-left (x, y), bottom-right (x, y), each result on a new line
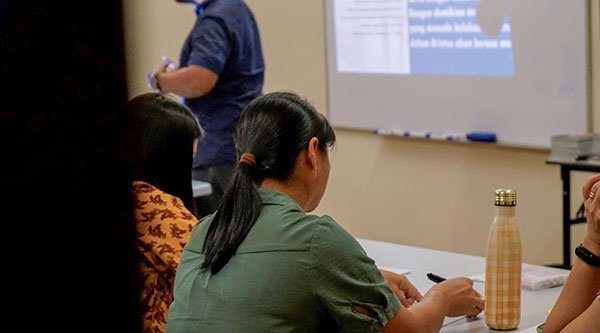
top-left (575, 244), bottom-right (600, 268)
top-left (147, 71), bottom-right (162, 92)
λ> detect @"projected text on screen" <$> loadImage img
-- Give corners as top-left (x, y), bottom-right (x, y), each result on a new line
top-left (334, 0), bottom-right (514, 76)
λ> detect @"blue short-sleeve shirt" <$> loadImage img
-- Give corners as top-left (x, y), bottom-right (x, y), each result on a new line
top-left (180, 0), bottom-right (264, 167)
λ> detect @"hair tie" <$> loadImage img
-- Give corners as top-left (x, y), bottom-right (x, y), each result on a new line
top-left (239, 153), bottom-right (256, 167)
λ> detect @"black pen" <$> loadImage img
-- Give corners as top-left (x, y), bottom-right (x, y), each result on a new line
top-left (427, 272), bottom-right (446, 283)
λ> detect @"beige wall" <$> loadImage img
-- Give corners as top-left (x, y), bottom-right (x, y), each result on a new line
top-left (124, 0), bottom-right (600, 265)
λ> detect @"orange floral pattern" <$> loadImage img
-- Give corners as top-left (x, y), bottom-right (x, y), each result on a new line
top-left (133, 181), bottom-right (197, 333)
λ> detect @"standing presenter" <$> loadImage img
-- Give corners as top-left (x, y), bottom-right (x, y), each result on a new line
top-left (148, 0), bottom-right (265, 217)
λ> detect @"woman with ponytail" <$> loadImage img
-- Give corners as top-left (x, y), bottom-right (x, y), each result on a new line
top-left (167, 91), bottom-right (483, 333)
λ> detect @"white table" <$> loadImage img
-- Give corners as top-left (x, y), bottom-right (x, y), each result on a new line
top-left (191, 180), bottom-right (212, 197)
top-left (357, 238), bottom-right (566, 332)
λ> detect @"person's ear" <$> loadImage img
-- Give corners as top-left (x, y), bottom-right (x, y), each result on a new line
top-left (192, 138), bottom-right (199, 158)
top-left (305, 137), bottom-right (320, 173)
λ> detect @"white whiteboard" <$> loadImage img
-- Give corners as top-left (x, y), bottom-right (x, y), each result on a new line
top-left (324, 0), bottom-right (590, 148)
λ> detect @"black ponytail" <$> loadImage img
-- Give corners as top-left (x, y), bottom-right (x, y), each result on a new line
top-left (201, 162), bottom-right (261, 273)
top-left (202, 91), bottom-right (336, 274)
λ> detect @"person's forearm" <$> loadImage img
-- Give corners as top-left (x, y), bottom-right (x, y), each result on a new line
top-left (544, 246), bottom-right (600, 333)
top-left (559, 300), bottom-right (600, 333)
top-left (157, 65), bottom-right (217, 99)
top-left (382, 289), bottom-right (449, 333)
top-left (407, 291), bottom-right (449, 332)
top-left (157, 70), bottom-right (203, 98)
top-left (582, 234), bottom-right (600, 259)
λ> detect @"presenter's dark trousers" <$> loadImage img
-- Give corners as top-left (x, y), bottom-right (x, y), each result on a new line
top-left (192, 164), bottom-right (234, 218)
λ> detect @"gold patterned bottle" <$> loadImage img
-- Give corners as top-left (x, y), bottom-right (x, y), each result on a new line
top-left (485, 189), bottom-right (522, 330)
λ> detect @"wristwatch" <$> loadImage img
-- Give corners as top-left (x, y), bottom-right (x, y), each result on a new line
top-left (575, 244), bottom-right (600, 267)
top-left (147, 71), bottom-right (162, 92)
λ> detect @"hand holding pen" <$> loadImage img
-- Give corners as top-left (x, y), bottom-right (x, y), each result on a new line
top-left (426, 272), bottom-right (484, 318)
top-left (427, 272), bottom-right (446, 284)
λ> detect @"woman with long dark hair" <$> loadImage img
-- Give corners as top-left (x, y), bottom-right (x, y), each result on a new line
top-left (167, 91), bottom-right (483, 332)
top-left (128, 92), bottom-right (203, 333)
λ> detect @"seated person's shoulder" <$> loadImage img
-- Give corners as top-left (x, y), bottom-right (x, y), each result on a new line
top-left (309, 214), bottom-right (368, 258)
top-left (182, 214), bottom-right (214, 253)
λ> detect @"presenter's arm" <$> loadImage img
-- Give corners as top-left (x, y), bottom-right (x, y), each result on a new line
top-left (381, 277), bottom-right (483, 333)
top-left (157, 64), bottom-right (218, 99)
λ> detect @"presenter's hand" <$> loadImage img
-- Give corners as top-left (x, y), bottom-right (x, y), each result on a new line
top-left (160, 55), bottom-right (178, 72)
top-left (152, 56), bottom-right (178, 76)
top-left (147, 56), bottom-right (178, 92)
top-left (430, 277), bottom-right (484, 318)
top-left (380, 269), bottom-right (422, 307)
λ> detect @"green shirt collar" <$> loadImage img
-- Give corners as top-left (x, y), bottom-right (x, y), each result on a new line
top-left (257, 188), bottom-right (304, 212)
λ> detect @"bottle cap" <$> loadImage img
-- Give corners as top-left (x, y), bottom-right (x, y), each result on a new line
top-left (495, 189), bottom-right (516, 206)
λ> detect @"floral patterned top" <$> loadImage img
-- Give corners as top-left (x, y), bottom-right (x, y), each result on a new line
top-left (133, 181), bottom-right (197, 333)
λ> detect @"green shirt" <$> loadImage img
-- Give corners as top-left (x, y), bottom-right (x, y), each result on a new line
top-left (167, 189), bottom-right (400, 332)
